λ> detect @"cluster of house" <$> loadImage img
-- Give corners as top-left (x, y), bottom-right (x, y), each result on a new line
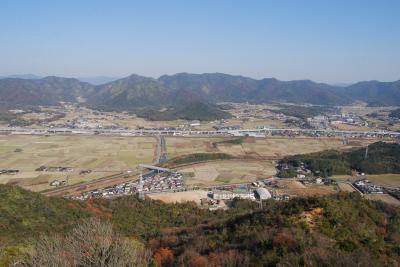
top-left (353, 179), bottom-right (384, 194)
top-left (306, 116), bottom-right (330, 129)
top-left (46, 117), bottom-right (123, 130)
top-left (277, 161), bottom-right (312, 177)
top-left (330, 113), bottom-right (367, 126)
top-left (307, 113), bottom-right (367, 130)
top-left (213, 125), bottom-right (241, 131)
top-left (302, 177), bottom-right (338, 186)
top-left (71, 181), bottom-right (139, 200)
top-left (0, 169), bottom-right (19, 175)
top-left (49, 179), bottom-right (68, 187)
top-left (36, 166), bottom-right (73, 172)
top-left (276, 161), bottom-right (339, 187)
top-left (140, 172), bottom-right (185, 192)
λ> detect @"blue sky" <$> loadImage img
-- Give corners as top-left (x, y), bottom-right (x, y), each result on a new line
top-left (0, 0), bottom-right (399, 83)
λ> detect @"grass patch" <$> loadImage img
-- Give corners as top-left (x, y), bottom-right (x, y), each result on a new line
top-left (167, 153), bottom-right (234, 166)
top-left (213, 137), bottom-right (244, 146)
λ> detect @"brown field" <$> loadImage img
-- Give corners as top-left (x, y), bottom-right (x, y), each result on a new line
top-left (166, 137), bottom-right (221, 158)
top-left (167, 136), bottom-right (376, 160)
top-left (0, 135), bottom-right (156, 191)
top-left (364, 174), bottom-right (400, 187)
top-left (178, 160), bottom-right (276, 186)
top-left (275, 180), bottom-right (336, 197)
top-left (337, 182), bottom-right (356, 192)
top-left (147, 190), bottom-right (209, 204)
top-left (332, 174), bottom-right (400, 187)
top-left (0, 134), bottom-right (382, 191)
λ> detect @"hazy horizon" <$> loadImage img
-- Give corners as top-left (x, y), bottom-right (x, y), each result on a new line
top-left (1, 0), bottom-right (399, 83)
top-left (1, 72), bottom-right (399, 86)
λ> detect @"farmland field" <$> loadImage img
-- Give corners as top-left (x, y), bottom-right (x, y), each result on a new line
top-left (167, 136), bottom-right (376, 159)
top-left (0, 135), bottom-right (381, 191)
top-left (0, 135), bottom-right (156, 191)
top-left (275, 180), bottom-right (337, 197)
top-left (166, 137), bottom-right (221, 158)
top-left (332, 174), bottom-right (400, 187)
top-left (178, 160), bottom-right (276, 186)
top-left (363, 174), bottom-right (400, 187)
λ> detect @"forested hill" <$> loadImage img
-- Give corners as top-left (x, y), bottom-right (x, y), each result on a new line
top-left (1, 184), bottom-right (400, 266)
top-left (282, 141), bottom-right (400, 176)
top-left (0, 76), bottom-right (94, 106)
top-left (1, 73), bottom-right (400, 109)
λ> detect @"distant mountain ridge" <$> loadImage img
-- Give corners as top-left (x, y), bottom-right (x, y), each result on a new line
top-left (90, 73), bottom-right (400, 108)
top-left (0, 73), bottom-right (399, 115)
top-left (76, 76), bottom-right (121, 85)
top-left (0, 76), bottom-right (94, 106)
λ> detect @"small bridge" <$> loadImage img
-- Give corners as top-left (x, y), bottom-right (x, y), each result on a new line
top-left (139, 164), bottom-right (172, 173)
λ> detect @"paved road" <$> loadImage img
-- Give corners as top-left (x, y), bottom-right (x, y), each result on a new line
top-left (159, 135), bottom-right (168, 164)
top-left (153, 135), bottom-right (168, 165)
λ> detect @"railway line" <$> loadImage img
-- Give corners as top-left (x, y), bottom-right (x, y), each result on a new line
top-left (1, 126), bottom-right (399, 138)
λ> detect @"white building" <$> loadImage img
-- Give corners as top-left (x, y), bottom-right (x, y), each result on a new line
top-left (255, 188), bottom-right (272, 200)
top-left (212, 190), bottom-right (255, 200)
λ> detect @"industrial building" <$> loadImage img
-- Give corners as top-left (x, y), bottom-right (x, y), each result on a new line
top-left (255, 188), bottom-right (272, 200)
top-left (212, 189), bottom-right (255, 200)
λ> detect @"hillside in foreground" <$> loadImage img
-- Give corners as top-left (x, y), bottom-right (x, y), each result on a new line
top-left (1, 184), bottom-right (400, 266)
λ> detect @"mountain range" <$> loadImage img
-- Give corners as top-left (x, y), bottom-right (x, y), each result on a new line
top-left (0, 73), bottom-right (399, 119)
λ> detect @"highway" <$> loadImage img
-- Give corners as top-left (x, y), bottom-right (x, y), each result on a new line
top-left (0, 126), bottom-right (399, 138)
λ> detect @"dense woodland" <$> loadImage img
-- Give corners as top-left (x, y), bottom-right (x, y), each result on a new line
top-left (281, 142), bottom-right (400, 177)
top-left (164, 153), bottom-right (234, 167)
top-left (1, 184), bottom-right (400, 266)
top-left (133, 102), bottom-right (232, 121)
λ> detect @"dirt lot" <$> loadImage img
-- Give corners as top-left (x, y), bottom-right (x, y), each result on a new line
top-left (147, 190), bottom-right (209, 204)
top-left (0, 135), bottom-right (156, 191)
top-left (178, 160), bottom-right (276, 186)
top-left (275, 180), bottom-right (336, 197)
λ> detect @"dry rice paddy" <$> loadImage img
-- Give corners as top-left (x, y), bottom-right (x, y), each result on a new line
top-left (0, 135), bottom-right (156, 191)
top-left (178, 160), bottom-right (276, 186)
